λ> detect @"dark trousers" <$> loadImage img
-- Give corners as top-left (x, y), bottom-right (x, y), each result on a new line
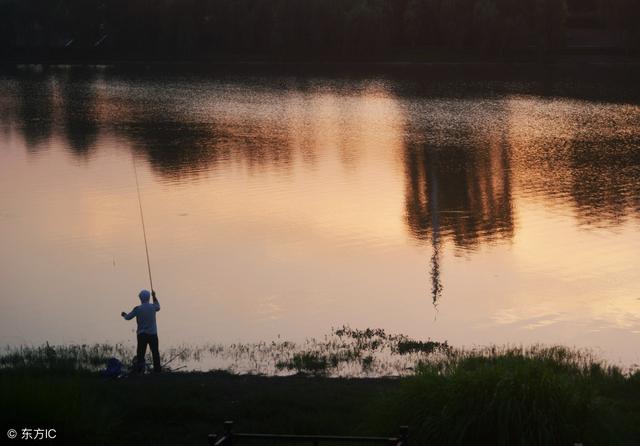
top-left (136, 333), bottom-right (161, 373)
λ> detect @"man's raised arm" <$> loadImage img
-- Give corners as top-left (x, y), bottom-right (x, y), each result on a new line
top-left (152, 290), bottom-right (160, 311)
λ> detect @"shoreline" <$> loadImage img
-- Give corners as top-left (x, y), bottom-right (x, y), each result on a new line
top-left (2, 51), bottom-right (639, 68)
top-left (4, 57), bottom-right (640, 85)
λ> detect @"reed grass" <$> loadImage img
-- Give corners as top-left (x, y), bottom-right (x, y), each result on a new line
top-left (375, 345), bottom-right (640, 445)
top-left (0, 326), bottom-right (450, 376)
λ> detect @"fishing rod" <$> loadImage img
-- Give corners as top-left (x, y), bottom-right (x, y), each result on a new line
top-left (161, 347), bottom-right (190, 369)
top-left (132, 156), bottom-right (154, 292)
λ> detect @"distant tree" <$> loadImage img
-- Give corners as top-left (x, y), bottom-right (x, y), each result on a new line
top-left (532, 0), bottom-right (567, 55)
top-left (0, 0), bottom-right (580, 60)
top-left (473, 0), bottom-right (500, 53)
top-left (344, 0), bottom-right (391, 56)
top-left (603, 0), bottom-right (640, 53)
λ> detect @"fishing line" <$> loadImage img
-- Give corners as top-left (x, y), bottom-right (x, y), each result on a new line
top-left (132, 156), bottom-right (154, 292)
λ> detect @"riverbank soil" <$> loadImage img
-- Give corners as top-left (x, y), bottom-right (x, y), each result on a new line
top-left (0, 371), bottom-right (398, 445)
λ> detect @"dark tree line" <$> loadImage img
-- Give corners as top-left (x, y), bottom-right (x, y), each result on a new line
top-left (602, 0), bottom-right (640, 53)
top-left (0, 0), bottom-right (638, 60)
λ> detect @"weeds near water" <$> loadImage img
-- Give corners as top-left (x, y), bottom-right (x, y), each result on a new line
top-left (1, 328), bottom-right (629, 382)
top-left (214, 326), bottom-right (450, 376)
top-left (0, 331), bottom-right (606, 378)
top-left (0, 343), bottom-right (132, 372)
top-left (0, 327), bottom-right (451, 376)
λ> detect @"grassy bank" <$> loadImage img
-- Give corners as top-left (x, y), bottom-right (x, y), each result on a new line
top-left (378, 346), bottom-right (640, 445)
top-left (2, 340), bottom-right (640, 445)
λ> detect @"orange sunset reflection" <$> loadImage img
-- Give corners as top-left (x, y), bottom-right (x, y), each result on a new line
top-left (0, 71), bottom-right (639, 365)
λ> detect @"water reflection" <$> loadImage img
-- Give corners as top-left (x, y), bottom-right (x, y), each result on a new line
top-left (506, 97), bottom-right (640, 227)
top-left (10, 76), bottom-right (55, 152)
top-left (403, 137), bottom-right (515, 250)
top-left (58, 73), bottom-right (100, 157)
top-left (2, 71), bottom-right (638, 237)
top-left (568, 140), bottom-right (640, 226)
top-left (1, 69), bottom-right (640, 364)
top-left (402, 101), bottom-right (516, 303)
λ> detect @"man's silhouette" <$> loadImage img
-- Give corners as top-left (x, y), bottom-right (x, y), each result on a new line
top-left (121, 289), bottom-right (161, 373)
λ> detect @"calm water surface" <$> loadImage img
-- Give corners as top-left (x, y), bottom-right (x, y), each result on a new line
top-left (1, 67), bottom-right (639, 365)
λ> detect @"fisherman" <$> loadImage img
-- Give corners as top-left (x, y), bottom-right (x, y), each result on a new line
top-left (121, 289), bottom-right (161, 373)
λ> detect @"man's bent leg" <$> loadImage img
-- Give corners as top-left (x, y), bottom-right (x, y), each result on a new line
top-left (150, 335), bottom-right (161, 373)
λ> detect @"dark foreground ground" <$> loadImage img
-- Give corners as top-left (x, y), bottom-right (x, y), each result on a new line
top-left (3, 347), bottom-right (640, 445)
top-left (1, 370), bottom-right (398, 446)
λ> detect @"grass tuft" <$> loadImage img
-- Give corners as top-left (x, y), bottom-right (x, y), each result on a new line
top-left (376, 345), bottom-right (640, 445)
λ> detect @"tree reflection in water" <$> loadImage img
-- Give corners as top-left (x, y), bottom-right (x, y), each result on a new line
top-left (3, 69), bottom-right (640, 308)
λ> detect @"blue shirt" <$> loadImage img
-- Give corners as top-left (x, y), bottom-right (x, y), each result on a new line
top-left (124, 300), bottom-right (161, 335)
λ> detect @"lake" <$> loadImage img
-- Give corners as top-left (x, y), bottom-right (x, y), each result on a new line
top-left (1, 65), bottom-right (639, 367)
